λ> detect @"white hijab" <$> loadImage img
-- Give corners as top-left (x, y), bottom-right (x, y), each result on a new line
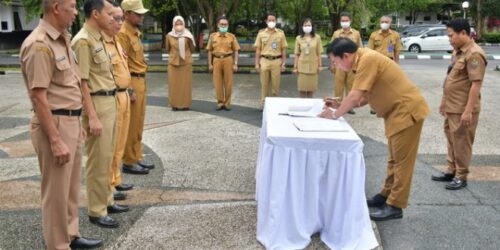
top-left (168, 15), bottom-right (196, 59)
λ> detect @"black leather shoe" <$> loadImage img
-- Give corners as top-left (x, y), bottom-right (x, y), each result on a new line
top-left (115, 183), bottom-right (134, 191)
top-left (347, 109), bottom-right (356, 114)
top-left (431, 172), bottom-right (455, 182)
top-left (113, 191), bottom-right (127, 201)
top-left (216, 106), bottom-right (224, 111)
top-left (370, 204), bottom-right (403, 221)
top-left (122, 164), bottom-right (149, 175)
top-left (89, 215), bottom-right (119, 228)
top-left (70, 236), bottom-right (103, 249)
top-left (223, 106), bottom-right (231, 111)
top-left (445, 177), bottom-right (467, 190)
top-left (367, 194), bottom-right (387, 208)
top-left (107, 204), bottom-right (129, 214)
top-left (138, 160), bottom-right (155, 169)
top-left (370, 110), bottom-right (376, 115)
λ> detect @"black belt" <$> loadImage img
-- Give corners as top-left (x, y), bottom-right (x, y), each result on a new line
top-left (213, 53), bottom-right (233, 59)
top-left (51, 109), bottom-right (82, 117)
top-left (90, 89), bottom-right (116, 96)
top-left (116, 88), bottom-right (128, 92)
top-left (130, 72), bottom-right (146, 78)
top-left (261, 55), bottom-right (282, 60)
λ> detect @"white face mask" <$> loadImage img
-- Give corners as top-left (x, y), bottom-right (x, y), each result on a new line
top-left (267, 21), bottom-right (276, 29)
top-left (303, 26), bottom-right (312, 34)
top-left (380, 23), bottom-right (390, 30)
top-left (340, 21), bottom-right (350, 29)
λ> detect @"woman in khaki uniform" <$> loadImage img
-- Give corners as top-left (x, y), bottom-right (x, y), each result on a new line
top-left (165, 15), bottom-right (196, 110)
top-left (293, 18), bottom-right (322, 98)
top-left (320, 38), bottom-right (429, 222)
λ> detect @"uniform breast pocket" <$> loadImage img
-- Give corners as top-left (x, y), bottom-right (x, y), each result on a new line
top-left (374, 40), bottom-right (382, 47)
top-left (131, 42), bottom-right (142, 60)
top-left (54, 59), bottom-right (72, 85)
top-left (451, 60), bottom-right (466, 75)
top-left (92, 51), bottom-right (110, 72)
top-left (261, 37), bottom-right (269, 46)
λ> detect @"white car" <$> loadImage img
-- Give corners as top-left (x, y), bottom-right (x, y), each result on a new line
top-left (402, 27), bottom-right (452, 53)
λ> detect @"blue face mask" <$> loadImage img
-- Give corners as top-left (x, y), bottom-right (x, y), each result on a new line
top-left (219, 27), bottom-right (228, 33)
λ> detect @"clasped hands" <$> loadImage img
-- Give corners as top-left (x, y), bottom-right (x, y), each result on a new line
top-left (318, 97), bottom-right (341, 120)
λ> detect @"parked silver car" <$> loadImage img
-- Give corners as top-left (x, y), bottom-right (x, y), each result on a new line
top-left (401, 26), bottom-right (452, 53)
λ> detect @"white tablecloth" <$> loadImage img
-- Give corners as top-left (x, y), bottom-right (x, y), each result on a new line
top-left (256, 97), bottom-right (378, 250)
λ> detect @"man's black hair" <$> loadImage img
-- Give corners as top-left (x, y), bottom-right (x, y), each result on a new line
top-left (446, 18), bottom-right (470, 36)
top-left (266, 12), bottom-right (277, 19)
top-left (217, 15), bottom-right (228, 24)
top-left (83, 0), bottom-right (106, 18)
top-left (339, 11), bottom-right (352, 20)
top-left (108, 0), bottom-right (119, 8)
top-left (327, 38), bottom-right (358, 57)
top-left (299, 18), bottom-right (315, 38)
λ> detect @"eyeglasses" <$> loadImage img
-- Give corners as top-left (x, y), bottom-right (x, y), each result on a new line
top-left (113, 16), bottom-right (124, 22)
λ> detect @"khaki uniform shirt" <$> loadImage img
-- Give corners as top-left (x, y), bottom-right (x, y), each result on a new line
top-left (254, 28), bottom-right (288, 56)
top-left (117, 21), bottom-right (147, 74)
top-left (331, 28), bottom-right (363, 48)
top-left (165, 35), bottom-right (196, 66)
top-left (351, 48), bottom-right (429, 137)
top-left (20, 20), bottom-right (82, 110)
top-left (206, 32), bottom-right (240, 56)
top-left (444, 40), bottom-right (487, 113)
top-left (103, 34), bottom-right (131, 89)
top-left (367, 29), bottom-right (403, 58)
top-left (71, 24), bottom-right (115, 92)
top-left (294, 34), bottom-right (323, 74)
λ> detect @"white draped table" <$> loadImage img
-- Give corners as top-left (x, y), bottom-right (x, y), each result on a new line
top-left (256, 97), bottom-right (378, 250)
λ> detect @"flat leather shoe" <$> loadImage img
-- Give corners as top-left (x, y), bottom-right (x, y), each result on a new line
top-left (113, 191), bottom-right (126, 201)
top-left (107, 204), bottom-right (129, 214)
top-left (445, 177), bottom-right (467, 190)
top-left (115, 183), bottom-right (133, 191)
top-left (122, 164), bottom-right (149, 175)
top-left (89, 215), bottom-right (119, 228)
top-left (431, 172), bottom-right (455, 182)
top-left (138, 160), bottom-right (155, 169)
top-left (367, 194), bottom-right (387, 208)
top-left (370, 204), bottom-right (403, 221)
top-left (70, 236), bottom-right (103, 249)
top-left (347, 109), bottom-right (356, 114)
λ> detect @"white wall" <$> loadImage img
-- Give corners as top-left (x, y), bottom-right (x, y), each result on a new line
top-left (0, 3), bottom-right (39, 32)
top-left (0, 4), bottom-right (13, 32)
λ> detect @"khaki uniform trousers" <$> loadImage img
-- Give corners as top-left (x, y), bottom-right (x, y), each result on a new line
top-left (334, 67), bottom-right (354, 100)
top-left (110, 91), bottom-right (130, 189)
top-left (31, 115), bottom-right (82, 250)
top-left (444, 113), bottom-right (479, 180)
top-left (380, 119), bottom-right (424, 208)
top-left (213, 56), bottom-right (234, 108)
top-left (83, 96), bottom-right (116, 217)
top-left (123, 76), bottom-right (146, 165)
top-left (260, 58), bottom-right (282, 104)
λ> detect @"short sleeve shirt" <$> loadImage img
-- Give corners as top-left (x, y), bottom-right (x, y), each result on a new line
top-left (206, 32), bottom-right (240, 55)
top-left (443, 40), bottom-right (487, 113)
top-left (331, 28), bottom-right (363, 48)
top-left (71, 23), bottom-right (116, 92)
top-left (294, 34), bottom-right (323, 74)
top-left (352, 48), bottom-right (429, 137)
top-left (117, 21), bottom-right (147, 74)
top-left (103, 34), bottom-right (131, 89)
top-left (20, 20), bottom-right (82, 110)
top-left (254, 28), bottom-right (288, 56)
top-left (367, 29), bottom-right (403, 58)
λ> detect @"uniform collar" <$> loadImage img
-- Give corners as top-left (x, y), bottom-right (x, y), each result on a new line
top-left (457, 39), bottom-right (474, 54)
top-left (124, 20), bottom-right (141, 37)
top-left (39, 19), bottom-right (64, 41)
top-left (341, 28), bottom-right (353, 34)
top-left (83, 23), bottom-right (102, 41)
top-left (217, 32), bottom-right (227, 37)
top-left (103, 33), bottom-right (115, 43)
top-left (351, 48), bottom-right (365, 73)
top-left (378, 29), bottom-right (393, 35)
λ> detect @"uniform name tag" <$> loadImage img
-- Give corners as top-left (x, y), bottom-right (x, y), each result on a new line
top-left (55, 56), bottom-right (66, 62)
top-left (94, 47), bottom-right (103, 53)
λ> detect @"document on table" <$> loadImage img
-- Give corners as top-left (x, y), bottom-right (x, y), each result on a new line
top-left (281, 104), bottom-right (319, 117)
top-left (293, 118), bottom-right (350, 132)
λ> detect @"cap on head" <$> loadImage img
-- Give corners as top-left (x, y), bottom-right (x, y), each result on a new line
top-left (121, 0), bottom-right (149, 14)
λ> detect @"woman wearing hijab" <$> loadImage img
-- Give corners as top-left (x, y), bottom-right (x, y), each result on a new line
top-left (292, 18), bottom-right (323, 98)
top-left (165, 16), bottom-right (196, 110)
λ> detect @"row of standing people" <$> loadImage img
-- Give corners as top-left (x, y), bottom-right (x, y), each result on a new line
top-left (20, 0), bottom-right (154, 249)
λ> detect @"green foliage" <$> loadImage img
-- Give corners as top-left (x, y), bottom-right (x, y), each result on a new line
top-left (480, 32), bottom-right (500, 43)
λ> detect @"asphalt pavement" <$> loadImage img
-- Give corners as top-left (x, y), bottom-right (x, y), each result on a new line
top-left (0, 57), bottom-right (499, 249)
